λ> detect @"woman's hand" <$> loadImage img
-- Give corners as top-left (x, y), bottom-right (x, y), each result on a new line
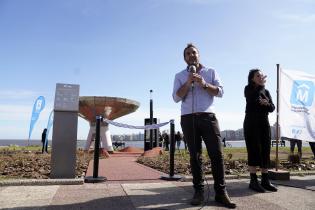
top-left (259, 98), bottom-right (269, 106)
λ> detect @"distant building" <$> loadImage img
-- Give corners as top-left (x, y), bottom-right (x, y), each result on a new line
top-left (221, 130), bottom-right (236, 140)
top-left (271, 122), bottom-right (277, 139)
top-left (111, 132), bottom-right (144, 141)
top-left (111, 125), bottom-right (276, 142)
top-left (235, 128), bottom-right (244, 140)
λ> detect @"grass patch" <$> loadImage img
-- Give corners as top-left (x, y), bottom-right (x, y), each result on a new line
top-left (137, 147), bottom-right (315, 176)
top-left (0, 146), bottom-right (92, 179)
top-left (0, 145), bottom-right (45, 152)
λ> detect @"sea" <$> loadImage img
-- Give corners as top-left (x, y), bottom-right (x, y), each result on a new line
top-left (0, 139), bottom-right (311, 149)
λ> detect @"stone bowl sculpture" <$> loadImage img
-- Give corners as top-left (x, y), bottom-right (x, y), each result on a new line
top-left (79, 96), bottom-right (140, 122)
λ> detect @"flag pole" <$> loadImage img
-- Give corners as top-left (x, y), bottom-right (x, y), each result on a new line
top-left (269, 64), bottom-right (289, 180)
top-left (276, 64), bottom-right (280, 171)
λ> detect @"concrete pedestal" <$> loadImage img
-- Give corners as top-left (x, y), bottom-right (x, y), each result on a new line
top-left (50, 83), bottom-right (80, 179)
top-left (268, 169), bottom-right (290, 180)
top-left (50, 111), bottom-right (78, 178)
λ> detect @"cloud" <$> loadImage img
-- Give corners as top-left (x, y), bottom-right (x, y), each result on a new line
top-left (276, 12), bottom-right (315, 24)
top-left (0, 104), bottom-right (53, 120)
top-left (0, 103), bottom-right (54, 139)
top-left (148, 0), bottom-right (221, 6)
top-left (173, 0), bottom-right (222, 5)
top-left (0, 125), bottom-right (28, 139)
top-left (0, 90), bottom-right (54, 137)
top-left (0, 90), bottom-right (40, 100)
top-left (0, 88), bottom-right (55, 138)
top-left (0, 104), bottom-right (35, 120)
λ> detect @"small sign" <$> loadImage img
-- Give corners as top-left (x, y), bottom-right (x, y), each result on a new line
top-left (54, 83), bottom-right (80, 111)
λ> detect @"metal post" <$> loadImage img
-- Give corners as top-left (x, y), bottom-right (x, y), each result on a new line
top-left (150, 89), bottom-right (153, 150)
top-left (169, 119), bottom-right (175, 176)
top-left (161, 120), bottom-right (182, 181)
top-left (276, 64), bottom-right (280, 171)
top-left (267, 64), bottom-right (290, 181)
top-left (85, 115), bottom-right (106, 183)
top-left (93, 116), bottom-right (101, 178)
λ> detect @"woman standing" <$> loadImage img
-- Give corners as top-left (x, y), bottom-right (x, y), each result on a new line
top-left (41, 128), bottom-right (48, 153)
top-left (243, 69), bottom-right (277, 192)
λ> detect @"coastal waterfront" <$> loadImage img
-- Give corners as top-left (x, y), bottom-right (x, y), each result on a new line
top-left (0, 139), bottom-right (312, 149)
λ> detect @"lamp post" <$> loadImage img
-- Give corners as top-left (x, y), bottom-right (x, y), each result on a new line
top-left (150, 89), bottom-right (153, 149)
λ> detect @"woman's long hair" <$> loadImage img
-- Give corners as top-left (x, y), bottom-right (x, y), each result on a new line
top-left (247, 69), bottom-right (260, 86)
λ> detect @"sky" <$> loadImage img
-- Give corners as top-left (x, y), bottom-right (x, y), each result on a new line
top-left (1, 0), bottom-right (315, 140)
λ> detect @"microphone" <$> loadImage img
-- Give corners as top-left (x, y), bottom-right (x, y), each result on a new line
top-left (188, 65), bottom-right (196, 87)
top-left (189, 65), bottom-right (196, 73)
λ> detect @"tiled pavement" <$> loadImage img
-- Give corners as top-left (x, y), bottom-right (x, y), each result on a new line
top-left (0, 152), bottom-right (314, 210)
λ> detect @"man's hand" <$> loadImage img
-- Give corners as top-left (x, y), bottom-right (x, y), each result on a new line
top-left (187, 72), bottom-right (195, 85)
top-left (192, 73), bottom-right (206, 86)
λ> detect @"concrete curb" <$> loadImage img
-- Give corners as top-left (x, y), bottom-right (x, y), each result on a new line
top-left (0, 178), bottom-right (84, 186)
top-left (1, 171), bottom-right (315, 186)
top-left (180, 170), bottom-right (315, 182)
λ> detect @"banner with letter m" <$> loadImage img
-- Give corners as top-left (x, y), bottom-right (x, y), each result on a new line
top-left (280, 69), bottom-right (315, 142)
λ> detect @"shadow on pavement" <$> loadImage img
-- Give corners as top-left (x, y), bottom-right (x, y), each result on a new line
top-left (272, 177), bottom-right (315, 191)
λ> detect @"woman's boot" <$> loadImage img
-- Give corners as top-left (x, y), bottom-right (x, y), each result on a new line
top-left (249, 173), bottom-right (265, 193)
top-left (261, 173), bottom-right (278, 192)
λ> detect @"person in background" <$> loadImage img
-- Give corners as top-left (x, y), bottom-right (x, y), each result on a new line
top-left (309, 142), bottom-right (315, 160)
top-left (183, 134), bottom-right (187, 151)
top-left (158, 131), bottom-right (164, 147)
top-left (162, 132), bottom-right (169, 151)
top-left (243, 69), bottom-right (277, 193)
top-left (182, 135), bottom-right (188, 151)
top-left (222, 137), bottom-right (226, 148)
top-left (172, 43), bottom-right (236, 208)
top-left (175, 131), bottom-right (182, 151)
top-left (290, 139), bottom-right (302, 158)
top-left (41, 128), bottom-right (48, 153)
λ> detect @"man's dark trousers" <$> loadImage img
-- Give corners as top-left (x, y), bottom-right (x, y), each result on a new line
top-left (181, 113), bottom-right (226, 194)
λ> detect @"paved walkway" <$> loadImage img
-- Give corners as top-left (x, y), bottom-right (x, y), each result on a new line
top-left (85, 152), bottom-right (167, 183)
top-left (0, 152), bottom-right (314, 209)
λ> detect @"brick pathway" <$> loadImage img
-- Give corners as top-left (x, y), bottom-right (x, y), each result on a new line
top-left (85, 152), bottom-right (167, 183)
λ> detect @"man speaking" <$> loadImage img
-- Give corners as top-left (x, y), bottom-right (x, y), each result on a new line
top-left (172, 43), bottom-right (236, 208)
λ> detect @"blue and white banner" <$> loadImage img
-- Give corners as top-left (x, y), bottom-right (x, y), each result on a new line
top-left (28, 96), bottom-right (45, 140)
top-left (279, 69), bottom-right (315, 142)
top-left (45, 110), bottom-right (54, 147)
